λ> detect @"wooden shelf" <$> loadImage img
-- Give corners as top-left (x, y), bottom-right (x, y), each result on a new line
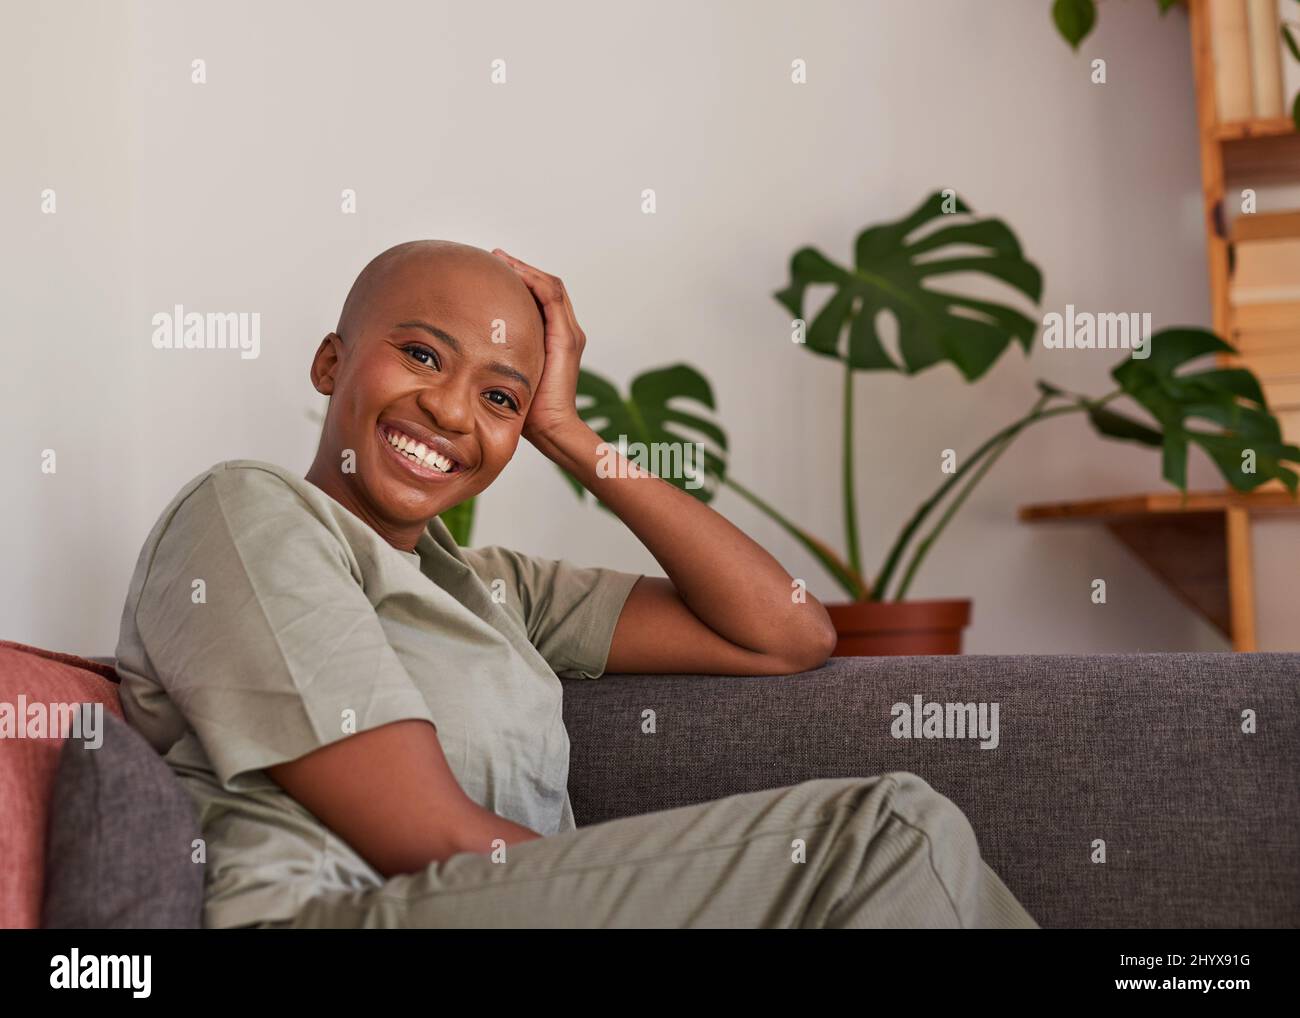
top-left (1222, 131), bottom-right (1300, 183)
top-left (1019, 490), bottom-right (1300, 520)
top-left (1230, 209), bottom-right (1300, 242)
top-left (1020, 490), bottom-right (1300, 650)
top-left (1211, 116), bottom-right (1296, 142)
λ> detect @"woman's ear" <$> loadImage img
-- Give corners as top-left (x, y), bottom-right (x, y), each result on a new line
top-left (309, 333), bottom-right (343, 395)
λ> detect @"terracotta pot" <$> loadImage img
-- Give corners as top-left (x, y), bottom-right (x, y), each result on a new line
top-left (824, 599), bottom-right (972, 656)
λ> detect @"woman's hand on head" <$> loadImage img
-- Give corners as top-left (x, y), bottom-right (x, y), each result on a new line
top-left (490, 249), bottom-right (586, 445)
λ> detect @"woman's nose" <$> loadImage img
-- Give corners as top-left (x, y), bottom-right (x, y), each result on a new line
top-left (418, 378), bottom-right (473, 434)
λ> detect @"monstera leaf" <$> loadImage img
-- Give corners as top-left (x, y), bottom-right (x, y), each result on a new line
top-left (561, 364), bottom-right (727, 506)
top-left (773, 190), bottom-right (1043, 381)
top-left (1104, 328), bottom-right (1300, 493)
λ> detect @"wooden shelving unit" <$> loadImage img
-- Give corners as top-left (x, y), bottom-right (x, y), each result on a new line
top-left (1020, 491), bottom-right (1300, 650)
top-left (1188, 0), bottom-right (1300, 354)
top-left (1018, 3), bottom-right (1300, 652)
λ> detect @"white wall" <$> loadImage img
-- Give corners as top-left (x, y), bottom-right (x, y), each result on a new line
top-left (2, 0), bottom-right (1294, 656)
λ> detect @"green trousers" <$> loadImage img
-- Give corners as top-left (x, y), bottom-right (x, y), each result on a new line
top-left (256, 772), bottom-right (1039, 929)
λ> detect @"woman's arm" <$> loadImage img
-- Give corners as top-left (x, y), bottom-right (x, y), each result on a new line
top-left (268, 720), bottom-right (542, 878)
top-left (536, 421), bottom-right (838, 675)
top-left (492, 249), bottom-right (837, 676)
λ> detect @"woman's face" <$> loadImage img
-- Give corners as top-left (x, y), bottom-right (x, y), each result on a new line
top-left (307, 246), bottom-right (545, 547)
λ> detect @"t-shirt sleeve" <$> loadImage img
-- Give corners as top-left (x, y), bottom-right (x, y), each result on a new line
top-left (460, 545), bottom-right (642, 679)
top-left (131, 468), bottom-right (437, 790)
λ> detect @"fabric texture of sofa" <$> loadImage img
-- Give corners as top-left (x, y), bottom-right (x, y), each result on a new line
top-left (2, 640), bottom-right (1296, 928)
top-left (563, 653), bottom-right (1300, 928)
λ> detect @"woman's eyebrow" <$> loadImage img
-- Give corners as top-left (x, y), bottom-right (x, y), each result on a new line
top-left (395, 319), bottom-right (533, 393)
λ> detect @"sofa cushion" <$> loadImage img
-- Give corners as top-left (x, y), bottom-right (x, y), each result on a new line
top-left (0, 640), bottom-right (122, 928)
top-left (41, 706), bottom-right (205, 928)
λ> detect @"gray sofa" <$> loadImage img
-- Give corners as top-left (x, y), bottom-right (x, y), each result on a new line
top-left (563, 653), bottom-right (1300, 928)
top-left (68, 650), bottom-right (1296, 927)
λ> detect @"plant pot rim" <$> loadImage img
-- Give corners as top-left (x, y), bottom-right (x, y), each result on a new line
top-left (824, 598), bottom-right (972, 632)
top-left (824, 597), bottom-right (972, 607)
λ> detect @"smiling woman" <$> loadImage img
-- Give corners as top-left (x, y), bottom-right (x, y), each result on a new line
top-left (112, 239), bottom-right (1036, 930)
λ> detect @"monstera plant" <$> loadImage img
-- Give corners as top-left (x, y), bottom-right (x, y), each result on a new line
top-left (411, 192), bottom-right (1297, 653)
top-left (548, 191), bottom-right (1300, 654)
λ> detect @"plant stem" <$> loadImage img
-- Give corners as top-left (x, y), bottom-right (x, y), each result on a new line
top-left (870, 395), bottom-right (1107, 600)
top-left (725, 384), bottom-right (1127, 605)
top-left (869, 402), bottom-right (1044, 599)
top-left (891, 425), bottom-right (1020, 601)
top-left (723, 476), bottom-right (868, 600)
top-left (842, 363), bottom-right (864, 580)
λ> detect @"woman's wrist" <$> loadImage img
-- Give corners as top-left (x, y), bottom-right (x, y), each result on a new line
top-left (527, 417), bottom-right (599, 473)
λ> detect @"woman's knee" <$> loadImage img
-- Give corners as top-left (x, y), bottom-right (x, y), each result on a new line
top-left (874, 771), bottom-right (982, 854)
top-left (782, 772), bottom-right (982, 856)
top-left (796, 771), bottom-right (969, 830)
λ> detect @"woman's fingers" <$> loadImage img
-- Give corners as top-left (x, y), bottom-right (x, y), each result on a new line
top-left (493, 249), bottom-right (562, 302)
top-left (492, 248), bottom-right (585, 352)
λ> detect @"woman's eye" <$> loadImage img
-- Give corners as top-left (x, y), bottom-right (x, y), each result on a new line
top-left (403, 344), bottom-right (439, 368)
top-left (401, 344), bottom-right (517, 411)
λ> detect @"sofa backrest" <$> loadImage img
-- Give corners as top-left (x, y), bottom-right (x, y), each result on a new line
top-left (563, 653), bottom-right (1300, 929)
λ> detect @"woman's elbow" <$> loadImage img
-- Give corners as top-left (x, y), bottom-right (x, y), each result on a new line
top-left (776, 602), bottom-right (838, 673)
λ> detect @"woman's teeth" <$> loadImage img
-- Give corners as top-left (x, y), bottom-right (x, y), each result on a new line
top-left (384, 428), bottom-right (455, 473)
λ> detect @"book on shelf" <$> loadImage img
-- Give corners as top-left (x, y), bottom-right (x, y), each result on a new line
top-left (1212, 0), bottom-right (1255, 121)
top-left (1281, 0), bottom-right (1300, 115)
top-left (1230, 211), bottom-right (1300, 304)
top-left (1229, 237), bottom-right (1300, 303)
top-left (1249, 0), bottom-right (1284, 117)
top-left (1227, 209), bottom-right (1300, 445)
top-left (1208, 0), bottom-right (1297, 122)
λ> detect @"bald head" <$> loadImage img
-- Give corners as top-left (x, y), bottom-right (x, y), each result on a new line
top-left (335, 240), bottom-right (542, 346)
top-left (306, 239), bottom-right (551, 542)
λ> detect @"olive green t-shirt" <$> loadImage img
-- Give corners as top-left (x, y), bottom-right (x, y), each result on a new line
top-left (114, 460), bottom-right (641, 929)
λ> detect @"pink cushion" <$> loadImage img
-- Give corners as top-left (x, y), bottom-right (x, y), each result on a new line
top-left (0, 640), bottom-right (122, 929)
